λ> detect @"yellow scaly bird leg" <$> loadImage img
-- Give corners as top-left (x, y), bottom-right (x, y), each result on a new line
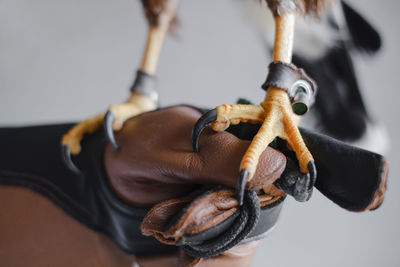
top-left (192, 13), bottom-right (316, 204)
top-left (239, 13), bottom-right (314, 201)
top-left (104, 0), bottom-right (179, 149)
top-left (61, 0), bottom-right (178, 171)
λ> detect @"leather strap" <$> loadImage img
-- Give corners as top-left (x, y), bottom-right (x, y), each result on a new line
top-left (180, 187), bottom-right (260, 258)
top-left (262, 61), bottom-right (317, 107)
top-left (141, 186), bottom-right (285, 258)
top-left (130, 70), bottom-right (158, 102)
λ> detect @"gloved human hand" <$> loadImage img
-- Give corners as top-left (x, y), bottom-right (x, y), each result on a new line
top-left (104, 105), bottom-right (287, 207)
top-left (103, 105), bottom-right (288, 266)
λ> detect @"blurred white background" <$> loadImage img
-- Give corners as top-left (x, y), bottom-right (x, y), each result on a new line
top-left (0, 0), bottom-right (399, 266)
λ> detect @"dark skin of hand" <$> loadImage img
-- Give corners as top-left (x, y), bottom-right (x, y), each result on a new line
top-left (0, 106), bottom-right (286, 267)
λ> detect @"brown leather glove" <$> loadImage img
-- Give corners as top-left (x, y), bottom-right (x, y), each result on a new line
top-left (103, 105), bottom-right (287, 266)
top-left (104, 105), bottom-right (286, 207)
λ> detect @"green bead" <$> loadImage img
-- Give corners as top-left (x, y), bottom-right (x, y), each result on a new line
top-left (292, 102), bottom-right (308, 115)
top-left (236, 98), bottom-right (253, 105)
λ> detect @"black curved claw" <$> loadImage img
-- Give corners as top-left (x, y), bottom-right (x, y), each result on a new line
top-left (307, 160), bottom-right (317, 190)
top-left (235, 169), bottom-right (249, 206)
top-left (104, 110), bottom-right (119, 151)
top-left (191, 109), bottom-right (217, 152)
top-left (274, 159), bottom-right (317, 202)
top-left (61, 145), bottom-right (81, 173)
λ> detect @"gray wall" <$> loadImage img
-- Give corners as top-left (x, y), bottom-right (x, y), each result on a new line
top-left (0, 0), bottom-right (399, 266)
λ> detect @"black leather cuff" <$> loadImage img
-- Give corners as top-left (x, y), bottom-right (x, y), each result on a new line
top-left (0, 124), bottom-right (175, 257)
top-left (130, 70), bottom-right (158, 103)
top-left (262, 61), bottom-right (317, 115)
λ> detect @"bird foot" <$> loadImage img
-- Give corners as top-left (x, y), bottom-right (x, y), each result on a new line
top-left (275, 160), bottom-right (316, 202)
top-left (103, 92), bottom-right (156, 150)
top-left (61, 113), bottom-right (105, 172)
top-left (192, 88), bottom-right (316, 204)
top-left (61, 92), bottom-right (156, 172)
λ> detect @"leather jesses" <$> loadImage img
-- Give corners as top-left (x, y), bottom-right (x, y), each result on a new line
top-left (262, 61), bottom-right (317, 104)
top-left (130, 70), bottom-right (158, 103)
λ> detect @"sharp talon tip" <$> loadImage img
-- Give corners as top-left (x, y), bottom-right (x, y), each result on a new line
top-left (104, 110), bottom-right (119, 151)
top-left (61, 145), bottom-right (80, 173)
top-left (191, 109), bottom-right (217, 152)
top-left (236, 169), bottom-right (249, 206)
top-left (307, 160), bottom-right (317, 187)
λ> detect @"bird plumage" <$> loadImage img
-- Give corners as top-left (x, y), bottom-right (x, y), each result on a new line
top-left (140, 0), bottom-right (178, 34)
top-left (293, 1), bottom-right (383, 144)
top-left (265, 0), bottom-right (329, 17)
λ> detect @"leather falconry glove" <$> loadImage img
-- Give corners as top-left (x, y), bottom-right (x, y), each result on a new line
top-left (0, 105), bottom-right (287, 267)
top-left (104, 105), bottom-right (386, 266)
top-left (0, 105), bottom-right (386, 267)
top-left (104, 105), bottom-right (288, 267)
top-left (104, 105), bottom-right (287, 207)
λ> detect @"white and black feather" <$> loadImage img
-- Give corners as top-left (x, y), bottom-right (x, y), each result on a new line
top-left (245, 0), bottom-right (385, 151)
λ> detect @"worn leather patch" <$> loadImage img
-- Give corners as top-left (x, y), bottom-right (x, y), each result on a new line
top-left (141, 186), bottom-right (284, 259)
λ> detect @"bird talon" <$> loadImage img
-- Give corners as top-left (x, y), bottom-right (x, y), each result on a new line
top-left (293, 172), bottom-right (313, 202)
top-left (191, 108), bottom-right (217, 152)
top-left (307, 160), bottom-right (317, 190)
top-left (104, 110), bottom-right (120, 151)
top-left (275, 159), bottom-right (315, 202)
top-left (236, 169), bottom-right (249, 206)
top-left (61, 145), bottom-right (81, 173)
